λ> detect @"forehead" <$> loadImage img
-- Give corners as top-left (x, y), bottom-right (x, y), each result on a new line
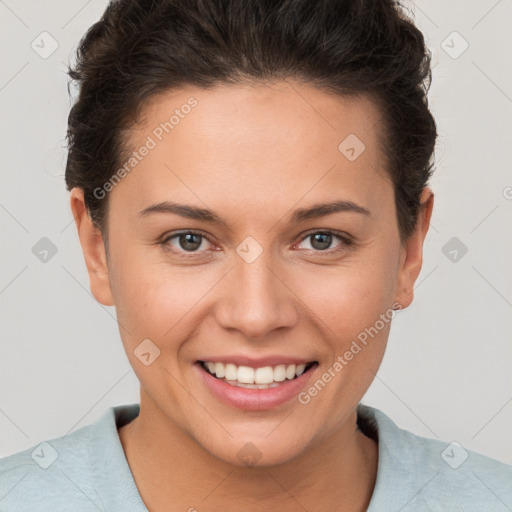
top-left (111, 81), bottom-right (392, 221)
top-left (135, 80), bottom-right (384, 156)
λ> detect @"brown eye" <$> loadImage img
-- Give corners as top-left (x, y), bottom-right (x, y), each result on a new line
top-left (296, 230), bottom-right (353, 254)
top-left (175, 233), bottom-right (203, 251)
top-left (161, 231), bottom-right (213, 255)
top-left (309, 232), bottom-right (334, 251)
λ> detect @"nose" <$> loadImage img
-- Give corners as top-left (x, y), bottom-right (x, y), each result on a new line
top-left (214, 251), bottom-right (299, 340)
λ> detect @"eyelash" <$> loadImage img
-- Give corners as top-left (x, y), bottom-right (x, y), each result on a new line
top-left (159, 229), bottom-right (355, 258)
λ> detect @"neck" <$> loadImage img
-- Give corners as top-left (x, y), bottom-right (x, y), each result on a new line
top-left (118, 395), bottom-right (378, 512)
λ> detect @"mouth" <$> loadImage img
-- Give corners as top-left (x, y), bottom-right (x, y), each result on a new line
top-left (197, 360), bottom-right (318, 389)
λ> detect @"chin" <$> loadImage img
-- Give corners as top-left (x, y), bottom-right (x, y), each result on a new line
top-left (199, 433), bottom-right (309, 469)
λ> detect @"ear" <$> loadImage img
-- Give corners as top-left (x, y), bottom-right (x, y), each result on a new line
top-left (69, 188), bottom-right (114, 306)
top-left (394, 187), bottom-right (434, 309)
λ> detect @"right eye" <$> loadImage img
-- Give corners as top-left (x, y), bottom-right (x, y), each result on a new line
top-left (160, 230), bottom-right (216, 257)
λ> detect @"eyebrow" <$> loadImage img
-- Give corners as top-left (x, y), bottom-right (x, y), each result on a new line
top-left (137, 199), bottom-right (371, 224)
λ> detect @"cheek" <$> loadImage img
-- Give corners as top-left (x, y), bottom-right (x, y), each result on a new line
top-left (289, 259), bottom-right (397, 432)
top-left (109, 248), bottom-right (217, 347)
top-left (298, 251), bottom-right (398, 339)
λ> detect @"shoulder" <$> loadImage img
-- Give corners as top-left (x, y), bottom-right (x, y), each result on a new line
top-left (358, 404), bottom-right (512, 512)
top-left (0, 423), bottom-right (100, 511)
top-left (0, 405), bottom-right (139, 512)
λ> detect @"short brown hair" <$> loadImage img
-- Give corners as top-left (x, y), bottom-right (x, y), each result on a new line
top-left (65, 0), bottom-right (437, 242)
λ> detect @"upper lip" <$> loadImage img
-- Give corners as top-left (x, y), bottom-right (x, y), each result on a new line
top-left (197, 355), bottom-right (317, 368)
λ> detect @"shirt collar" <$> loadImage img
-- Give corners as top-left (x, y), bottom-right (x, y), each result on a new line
top-left (88, 403), bottom-right (147, 511)
top-left (88, 402), bottom-right (410, 510)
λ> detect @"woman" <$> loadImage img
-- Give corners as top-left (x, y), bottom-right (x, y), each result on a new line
top-left (1, 0), bottom-right (511, 510)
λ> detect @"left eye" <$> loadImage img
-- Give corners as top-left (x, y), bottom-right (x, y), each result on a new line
top-left (296, 231), bottom-right (350, 252)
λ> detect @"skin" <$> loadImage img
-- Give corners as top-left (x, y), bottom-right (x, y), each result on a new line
top-left (70, 80), bottom-right (433, 511)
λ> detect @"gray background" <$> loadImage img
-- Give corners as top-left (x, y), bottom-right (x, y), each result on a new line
top-left (1, 0), bottom-right (511, 464)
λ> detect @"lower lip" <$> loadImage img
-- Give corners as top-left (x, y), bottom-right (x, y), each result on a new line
top-left (195, 362), bottom-right (318, 410)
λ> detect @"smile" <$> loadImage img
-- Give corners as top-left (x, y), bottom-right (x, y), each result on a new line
top-left (199, 360), bottom-right (316, 389)
top-left (195, 354), bottom-right (320, 409)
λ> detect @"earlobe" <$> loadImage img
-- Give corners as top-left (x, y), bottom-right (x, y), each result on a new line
top-left (394, 187), bottom-right (434, 310)
top-left (69, 188), bottom-right (115, 306)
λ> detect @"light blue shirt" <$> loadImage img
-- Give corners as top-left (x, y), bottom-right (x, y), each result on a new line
top-left (1, 403), bottom-right (511, 511)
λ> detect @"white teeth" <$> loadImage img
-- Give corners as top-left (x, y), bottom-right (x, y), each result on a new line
top-left (237, 366), bottom-right (255, 384)
top-left (225, 381), bottom-right (282, 389)
top-left (224, 363), bottom-right (237, 381)
top-left (273, 364), bottom-right (286, 382)
top-left (295, 364), bottom-right (306, 377)
top-left (202, 360), bottom-right (313, 385)
top-left (215, 363), bottom-right (226, 379)
top-left (254, 366), bottom-right (274, 384)
top-left (234, 381), bottom-right (257, 388)
top-left (285, 364), bottom-right (296, 380)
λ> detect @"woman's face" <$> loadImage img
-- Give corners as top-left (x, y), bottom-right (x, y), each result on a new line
top-left (73, 81), bottom-right (432, 466)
